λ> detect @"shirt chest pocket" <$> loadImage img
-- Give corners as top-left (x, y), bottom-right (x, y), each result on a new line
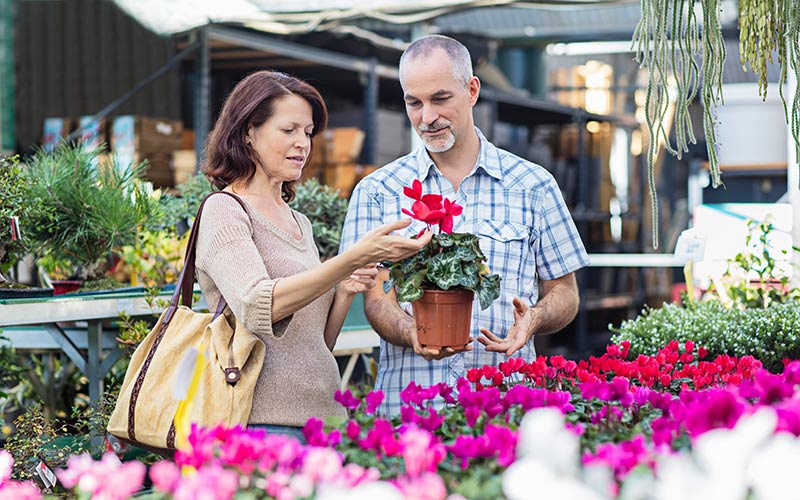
top-left (476, 220), bottom-right (531, 289)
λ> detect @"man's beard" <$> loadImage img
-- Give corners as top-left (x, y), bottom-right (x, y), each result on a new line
top-left (418, 122), bottom-right (456, 153)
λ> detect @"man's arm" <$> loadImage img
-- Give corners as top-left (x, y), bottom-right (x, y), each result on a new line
top-left (478, 272), bottom-right (579, 356)
top-left (364, 268), bottom-right (473, 360)
top-left (528, 272), bottom-right (580, 335)
top-left (363, 268), bottom-right (416, 348)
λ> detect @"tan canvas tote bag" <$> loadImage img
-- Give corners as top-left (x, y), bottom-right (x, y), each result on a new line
top-left (108, 191), bottom-right (265, 453)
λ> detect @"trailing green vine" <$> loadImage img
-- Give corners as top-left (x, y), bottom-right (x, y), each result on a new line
top-left (633, 0), bottom-right (800, 248)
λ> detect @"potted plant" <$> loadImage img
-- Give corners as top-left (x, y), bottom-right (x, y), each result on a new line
top-left (22, 142), bottom-right (162, 292)
top-left (383, 180), bottom-right (501, 349)
top-left (0, 155), bottom-right (53, 297)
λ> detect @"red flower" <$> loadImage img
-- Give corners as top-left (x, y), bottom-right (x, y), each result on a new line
top-left (401, 180), bottom-right (462, 234)
top-left (403, 180), bottom-right (443, 210)
top-left (439, 198), bottom-right (463, 234)
top-left (402, 200), bottom-right (445, 225)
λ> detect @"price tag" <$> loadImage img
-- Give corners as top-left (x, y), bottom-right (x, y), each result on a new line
top-left (35, 457), bottom-right (57, 490)
top-left (674, 229), bottom-right (707, 262)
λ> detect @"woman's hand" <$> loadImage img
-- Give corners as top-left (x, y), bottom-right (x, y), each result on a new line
top-left (350, 219), bottom-right (432, 266)
top-left (338, 264), bottom-right (379, 296)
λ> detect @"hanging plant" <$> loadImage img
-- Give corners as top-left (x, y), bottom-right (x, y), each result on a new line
top-left (633, 0), bottom-right (800, 248)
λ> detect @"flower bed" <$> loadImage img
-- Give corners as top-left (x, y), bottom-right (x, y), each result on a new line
top-left (4, 340), bottom-right (800, 499)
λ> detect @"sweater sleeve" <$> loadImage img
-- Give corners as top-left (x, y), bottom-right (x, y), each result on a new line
top-left (195, 195), bottom-right (286, 338)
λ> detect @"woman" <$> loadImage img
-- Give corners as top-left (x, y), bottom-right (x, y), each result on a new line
top-left (196, 71), bottom-right (429, 440)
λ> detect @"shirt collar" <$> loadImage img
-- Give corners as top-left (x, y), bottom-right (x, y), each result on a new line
top-left (413, 127), bottom-right (504, 182)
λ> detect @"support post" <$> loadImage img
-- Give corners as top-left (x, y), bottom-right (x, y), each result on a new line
top-left (194, 27), bottom-right (211, 168)
top-left (362, 58), bottom-right (379, 166)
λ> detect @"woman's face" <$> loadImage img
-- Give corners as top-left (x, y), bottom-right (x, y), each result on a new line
top-left (247, 94), bottom-right (314, 183)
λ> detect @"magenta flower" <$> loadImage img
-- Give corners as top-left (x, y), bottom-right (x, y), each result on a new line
top-left (346, 420), bottom-right (362, 440)
top-left (683, 389), bottom-right (745, 436)
top-left (365, 391), bottom-right (385, 414)
top-left (334, 389), bottom-right (361, 410)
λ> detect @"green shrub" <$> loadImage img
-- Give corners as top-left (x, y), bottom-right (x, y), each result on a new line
top-left (289, 178), bottom-right (348, 260)
top-left (611, 300), bottom-right (800, 372)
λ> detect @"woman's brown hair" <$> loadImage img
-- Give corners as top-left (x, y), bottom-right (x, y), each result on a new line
top-left (202, 70), bottom-right (328, 202)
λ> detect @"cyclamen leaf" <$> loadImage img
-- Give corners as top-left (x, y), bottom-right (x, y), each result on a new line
top-left (477, 274), bottom-right (501, 310)
top-left (396, 277), bottom-right (424, 302)
top-left (454, 245), bottom-right (478, 263)
top-left (427, 252), bottom-right (461, 290)
top-left (459, 262), bottom-right (480, 289)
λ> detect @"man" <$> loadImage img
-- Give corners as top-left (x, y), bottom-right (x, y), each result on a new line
top-left (340, 35), bottom-right (589, 415)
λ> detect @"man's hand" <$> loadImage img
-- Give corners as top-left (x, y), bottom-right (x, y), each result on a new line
top-left (478, 297), bottom-right (537, 356)
top-left (411, 322), bottom-right (473, 361)
top-left (338, 264), bottom-right (379, 296)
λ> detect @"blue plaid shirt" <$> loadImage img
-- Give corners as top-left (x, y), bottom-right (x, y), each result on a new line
top-left (339, 128), bottom-right (589, 415)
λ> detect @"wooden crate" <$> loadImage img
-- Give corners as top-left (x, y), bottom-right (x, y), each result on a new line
top-left (111, 115), bottom-right (183, 154)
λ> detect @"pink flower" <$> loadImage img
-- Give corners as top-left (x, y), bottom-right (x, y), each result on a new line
top-left (302, 448), bottom-right (343, 483)
top-left (173, 464), bottom-right (238, 500)
top-left (0, 451), bottom-right (13, 485)
top-left (394, 472), bottom-right (447, 500)
top-left (399, 427), bottom-right (446, 477)
top-left (150, 460), bottom-right (180, 493)
top-left (57, 453), bottom-right (145, 500)
top-left (0, 481), bottom-right (42, 500)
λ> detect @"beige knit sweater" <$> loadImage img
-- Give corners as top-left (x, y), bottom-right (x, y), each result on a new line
top-left (195, 194), bottom-right (346, 426)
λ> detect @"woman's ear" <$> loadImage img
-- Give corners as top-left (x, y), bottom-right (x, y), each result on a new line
top-left (245, 126), bottom-right (253, 145)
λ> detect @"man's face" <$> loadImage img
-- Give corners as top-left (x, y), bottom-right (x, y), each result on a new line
top-left (400, 49), bottom-right (479, 154)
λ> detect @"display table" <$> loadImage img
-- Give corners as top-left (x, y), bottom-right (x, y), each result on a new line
top-left (0, 288), bottom-right (380, 404)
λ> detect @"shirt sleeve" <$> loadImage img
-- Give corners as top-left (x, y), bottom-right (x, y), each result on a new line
top-left (534, 177), bottom-right (590, 280)
top-left (196, 195), bottom-right (285, 338)
top-left (339, 179), bottom-right (383, 254)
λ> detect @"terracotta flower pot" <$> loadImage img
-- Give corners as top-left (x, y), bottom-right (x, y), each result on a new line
top-left (411, 288), bottom-right (474, 349)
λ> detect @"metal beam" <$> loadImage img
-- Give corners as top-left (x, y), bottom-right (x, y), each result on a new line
top-left (207, 25), bottom-right (399, 80)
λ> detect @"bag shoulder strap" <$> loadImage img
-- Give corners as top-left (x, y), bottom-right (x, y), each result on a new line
top-left (163, 190), bottom-right (250, 325)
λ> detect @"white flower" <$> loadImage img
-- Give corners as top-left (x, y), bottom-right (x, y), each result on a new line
top-left (316, 481), bottom-right (403, 500)
top-left (516, 408), bottom-right (580, 476)
top-left (505, 409), bottom-right (607, 500)
top-left (748, 432), bottom-right (800, 500)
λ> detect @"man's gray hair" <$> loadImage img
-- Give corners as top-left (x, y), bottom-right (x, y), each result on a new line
top-left (399, 35), bottom-right (473, 87)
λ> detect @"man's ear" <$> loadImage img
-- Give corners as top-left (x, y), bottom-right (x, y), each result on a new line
top-left (467, 76), bottom-right (481, 107)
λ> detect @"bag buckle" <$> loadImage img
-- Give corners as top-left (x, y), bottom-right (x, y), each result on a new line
top-left (224, 367), bottom-right (241, 385)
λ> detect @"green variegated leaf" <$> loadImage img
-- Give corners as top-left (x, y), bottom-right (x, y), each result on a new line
top-left (455, 245), bottom-right (477, 262)
top-left (459, 262), bottom-right (480, 289)
top-left (477, 274), bottom-right (501, 310)
top-left (436, 233), bottom-right (455, 247)
top-left (427, 252), bottom-right (461, 290)
top-left (396, 276), bottom-right (424, 302)
top-left (400, 251), bottom-right (426, 275)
